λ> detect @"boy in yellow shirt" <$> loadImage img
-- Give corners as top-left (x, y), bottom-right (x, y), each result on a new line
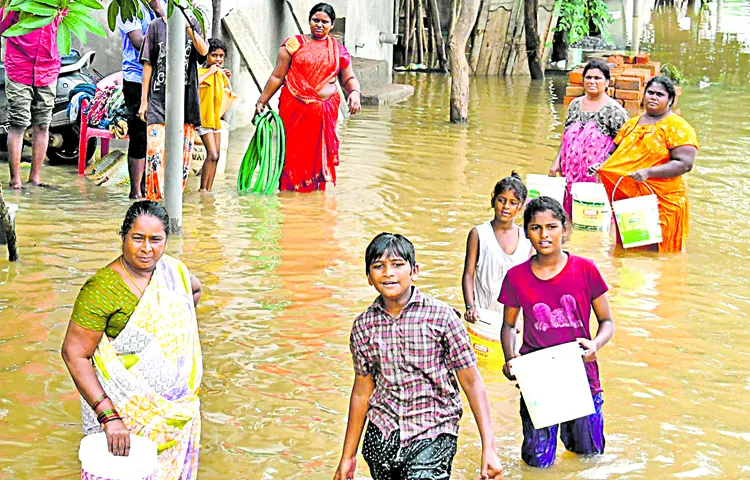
top-left (197, 38), bottom-right (235, 191)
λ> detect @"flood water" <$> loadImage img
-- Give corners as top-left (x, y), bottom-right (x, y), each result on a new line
top-left (1, 2), bottom-right (750, 479)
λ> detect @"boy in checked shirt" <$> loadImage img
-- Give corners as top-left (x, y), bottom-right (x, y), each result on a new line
top-left (334, 233), bottom-right (504, 480)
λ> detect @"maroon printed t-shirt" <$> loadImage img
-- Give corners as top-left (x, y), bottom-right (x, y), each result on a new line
top-left (498, 253), bottom-right (608, 394)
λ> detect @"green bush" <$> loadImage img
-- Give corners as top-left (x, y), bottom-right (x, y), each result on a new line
top-left (0, 0), bottom-right (205, 55)
top-left (554, 0), bottom-right (614, 45)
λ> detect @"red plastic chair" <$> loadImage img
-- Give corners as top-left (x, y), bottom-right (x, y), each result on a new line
top-left (77, 72), bottom-right (128, 175)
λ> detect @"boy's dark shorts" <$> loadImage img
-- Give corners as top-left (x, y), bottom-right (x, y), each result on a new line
top-left (361, 423), bottom-right (457, 480)
top-left (123, 80), bottom-right (147, 159)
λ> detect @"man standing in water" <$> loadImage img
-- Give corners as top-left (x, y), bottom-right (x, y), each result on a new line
top-left (117, 0), bottom-right (166, 199)
top-left (0, 7), bottom-right (63, 189)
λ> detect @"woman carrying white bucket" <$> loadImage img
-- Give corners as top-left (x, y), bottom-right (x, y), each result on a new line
top-left (62, 201), bottom-right (204, 479)
top-left (548, 58), bottom-right (629, 217)
top-left (499, 197), bottom-right (615, 468)
top-left (462, 172), bottom-right (533, 325)
top-left (593, 76), bottom-right (699, 253)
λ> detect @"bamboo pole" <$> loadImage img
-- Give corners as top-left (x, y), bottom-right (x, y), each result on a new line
top-left (426, 3), bottom-right (434, 68)
top-left (404, 0), bottom-right (412, 65)
top-left (416, 0), bottom-right (425, 65)
top-left (0, 183), bottom-right (19, 262)
top-left (409, 0), bottom-right (418, 65)
top-left (426, 0), bottom-right (448, 71)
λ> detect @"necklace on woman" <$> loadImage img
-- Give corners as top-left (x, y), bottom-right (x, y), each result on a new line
top-left (645, 109), bottom-right (671, 122)
top-left (120, 257), bottom-right (146, 296)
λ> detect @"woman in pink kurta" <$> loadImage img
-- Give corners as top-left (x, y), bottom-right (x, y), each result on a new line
top-left (550, 59), bottom-right (629, 216)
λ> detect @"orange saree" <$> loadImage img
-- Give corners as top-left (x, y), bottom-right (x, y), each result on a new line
top-left (599, 114), bottom-right (698, 252)
top-left (279, 35), bottom-right (351, 192)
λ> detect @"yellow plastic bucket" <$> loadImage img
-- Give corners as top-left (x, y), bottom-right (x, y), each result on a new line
top-left (571, 182), bottom-right (611, 231)
top-left (466, 308), bottom-right (504, 370)
top-left (611, 178), bottom-right (662, 248)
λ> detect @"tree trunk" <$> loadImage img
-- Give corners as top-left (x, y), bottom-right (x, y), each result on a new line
top-left (448, 0), bottom-right (482, 123)
top-left (0, 184), bottom-right (18, 262)
top-left (524, 0), bottom-right (544, 79)
top-left (212, 0), bottom-right (222, 37)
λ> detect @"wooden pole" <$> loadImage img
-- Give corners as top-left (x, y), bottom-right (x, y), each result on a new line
top-left (425, 4), bottom-right (434, 68)
top-left (0, 183), bottom-right (19, 262)
top-left (416, 0), bottom-right (425, 65)
top-left (426, 0), bottom-right (448, 71)
top-left (404, 0), bottom-right (411, 65)
top-left (524, 0), bottom-right (543, 79)
top-left (410, 0), bottom-right (418, 65)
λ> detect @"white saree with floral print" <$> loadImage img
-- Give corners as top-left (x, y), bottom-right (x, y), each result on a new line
top-left (81, 255), bottom-right (202, 479)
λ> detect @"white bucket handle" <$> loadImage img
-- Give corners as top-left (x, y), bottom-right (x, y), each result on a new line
top-left (508, 344), bottom-right (586, 376)
top-left (611, 176), bottom-right (657, 205)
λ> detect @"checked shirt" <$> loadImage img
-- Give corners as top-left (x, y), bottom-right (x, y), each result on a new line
top-left (350, 287), bottom-right (477, 447)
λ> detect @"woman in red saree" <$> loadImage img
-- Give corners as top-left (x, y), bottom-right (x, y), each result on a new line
top-left (256, 3), bottom-right (361, 192)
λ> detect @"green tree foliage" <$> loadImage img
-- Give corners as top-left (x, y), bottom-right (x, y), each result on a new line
top-left (554, 0), bottom-right (613, 45)
top-left (1, 0), bottom-right (205, 54)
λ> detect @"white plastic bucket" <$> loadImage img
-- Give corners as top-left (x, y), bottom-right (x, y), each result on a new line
top-left (466, 308), bottom-right (504, 370)
top-left (509, 342), bottom-right (595, 429)
top-left (526, 174), bottom-right (566, 205)
top-left (611, 178), bottom-right (662, 248)
top-left (79, 433), bottom-right (157, 480)
top-left (571, 182), bottom-right (611, 231)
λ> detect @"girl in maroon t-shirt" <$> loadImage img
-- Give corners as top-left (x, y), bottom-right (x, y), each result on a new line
top-left (498, 196), bottom-right (615, 468)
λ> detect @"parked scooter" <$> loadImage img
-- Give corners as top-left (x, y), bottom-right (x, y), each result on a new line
top-left (0, 49), bottom-right (102, 164)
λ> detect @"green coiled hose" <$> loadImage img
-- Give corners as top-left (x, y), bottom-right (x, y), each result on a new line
top-left (237, 109), bottom-right (285, 194)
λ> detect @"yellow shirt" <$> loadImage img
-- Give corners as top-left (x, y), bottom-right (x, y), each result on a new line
top-left (198, 68), bottom-right (231, 130)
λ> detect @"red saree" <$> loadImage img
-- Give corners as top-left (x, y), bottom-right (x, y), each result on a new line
top-left (279, 35), bottom-right (351, 192)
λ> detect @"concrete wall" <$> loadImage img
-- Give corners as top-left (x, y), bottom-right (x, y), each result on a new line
top-left (76, 0), bottom-right (395, 130)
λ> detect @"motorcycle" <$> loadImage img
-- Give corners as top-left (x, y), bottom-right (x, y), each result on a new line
top-left (0, 49), bottom-right (102, 164)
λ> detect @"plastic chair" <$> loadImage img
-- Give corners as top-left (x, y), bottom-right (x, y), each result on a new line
top-left (78, 72), bottom-right (128, 175)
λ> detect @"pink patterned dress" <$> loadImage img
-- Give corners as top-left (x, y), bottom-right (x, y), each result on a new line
top-left (559, 97), bottom-right (629, 215)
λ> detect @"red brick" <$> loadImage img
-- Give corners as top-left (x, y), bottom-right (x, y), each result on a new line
top-left (623, 68), bottom-right (651, 82)
top-left (630, 62), bottom-right (661, 76)
top-left (616, 89), bottom-right (642, 101)
top-left (607, 55), bottom-right (624, 66)
top-left (623, 99), bottom-right (641, 117)
top-left (616, 76), bottom-right (643, 91)
top-left (569, 68), bottom-right (584, 85)
top-left (566, 85), bottom-right (585, 97)
top-left (635, 53), bottom-right (650, 64)
top-left (564, 95), bottom-right (578, 108)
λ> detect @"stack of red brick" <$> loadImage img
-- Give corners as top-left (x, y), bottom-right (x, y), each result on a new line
top-left (564, 53), bottom-right (682, 117)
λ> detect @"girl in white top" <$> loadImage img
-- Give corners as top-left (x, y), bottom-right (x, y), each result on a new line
top-left (463, 172), bottom-right (533, 323)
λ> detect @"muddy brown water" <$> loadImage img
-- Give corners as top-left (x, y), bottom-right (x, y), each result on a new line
top-left (1, 3), bottom-right (749, 478)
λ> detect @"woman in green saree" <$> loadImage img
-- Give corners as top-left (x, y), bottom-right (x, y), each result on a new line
top-left (62, 201), bottom-right (203, 479)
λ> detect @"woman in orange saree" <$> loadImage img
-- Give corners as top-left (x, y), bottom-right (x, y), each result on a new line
top-left (595, 76), bottom-right (698, 253)
top-left (256, 3), bottom-right (362, 192)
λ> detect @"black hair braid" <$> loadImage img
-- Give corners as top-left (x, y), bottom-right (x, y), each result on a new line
top-left (119, 200), bottom-right (170, 238)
